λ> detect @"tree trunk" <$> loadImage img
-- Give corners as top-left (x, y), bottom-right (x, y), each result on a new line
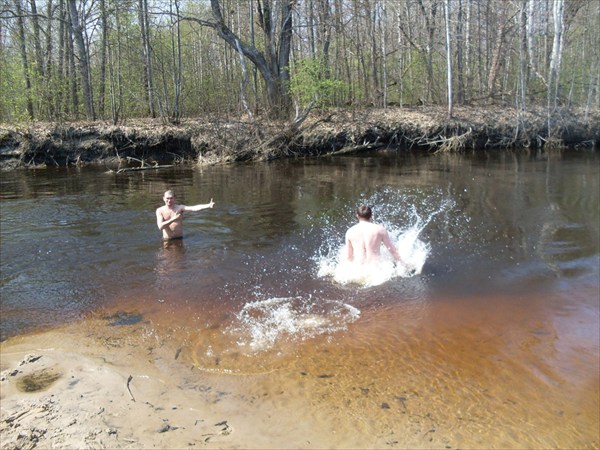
top-left (57, 0), bottom-right (67, 117)
top-left (548, 0), bottom-right (564, 112)
top-left (29, 0), bottom-right (45, 77)
top-left (200, 0), bottom-right (295, 118)
top-left (417, 0), bottom-right (438, 103)
top-left (14, 0), bottom-right (34, 119)
top-left (455, 0), bottom-right (465, 104)
top-left (444, 0), bottom-right (453, 117)
top-left (43, 0), bottom-right (55, 120)
top-left (486, 3), bottom-right (507, 98)
top-left (67, 18), bottom-right (79, 117)
top-left (98, 0), bottom-right (108, 118)
top-left (68, 0), bottom-right (95, 120)
top-left (464, 0), bottom-right (471, 99)
top-left (380, 0), bottom-right (388, 108)
top-left (518, 0), bottom-right (527, 111)
top-left (111, 0), bottom-right (125, 123)
top-left (171, 0), bottom-right (182, 123)
top-left (139, 0), bottom-right (156, 118)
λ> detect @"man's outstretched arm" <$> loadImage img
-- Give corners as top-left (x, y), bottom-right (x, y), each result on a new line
top-left (183, 198), bottom-right (215, 212)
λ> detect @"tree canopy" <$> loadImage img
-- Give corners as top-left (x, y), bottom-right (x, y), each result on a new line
top-left (1, 0), bottom-right (598, 123)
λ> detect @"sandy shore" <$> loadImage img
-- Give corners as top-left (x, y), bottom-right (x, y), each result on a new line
top-left (1, 331), bottom-right (235, 449)
top-left (2, 308), bottom-right (598, 450)
top-left (1, 321), bottom-right (332, 450)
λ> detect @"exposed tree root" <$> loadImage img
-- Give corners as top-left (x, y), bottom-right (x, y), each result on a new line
top-left (1, 106), bottom-right (597, 170)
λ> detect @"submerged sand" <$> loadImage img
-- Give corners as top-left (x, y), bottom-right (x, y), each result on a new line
top-left (2, 297), bottom-right (599, 450)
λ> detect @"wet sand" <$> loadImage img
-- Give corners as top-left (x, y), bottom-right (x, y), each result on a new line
top-left (1, 322), bottom-right (328, 450)
top-left (2, 288), bottom-right (598, 449)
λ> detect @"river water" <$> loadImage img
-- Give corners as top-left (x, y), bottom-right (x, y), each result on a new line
top-left (1, 151), bottom-right (599, 448)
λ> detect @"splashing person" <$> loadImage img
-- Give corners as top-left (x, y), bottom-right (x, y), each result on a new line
top-left (345, 204), bottom-right (410, 268)
top-left (318, 199), bottom-right (431, 286)
top-left (156, 190), bottom-right (215, 240)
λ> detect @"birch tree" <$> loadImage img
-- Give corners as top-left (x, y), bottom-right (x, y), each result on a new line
top-left (547, 0), bottom-right (565, 114)
top-left (443, 0), bottom-right (453, 117)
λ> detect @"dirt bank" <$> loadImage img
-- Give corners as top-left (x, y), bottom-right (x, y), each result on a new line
top-left (1, 106), bottom-right (598, 170)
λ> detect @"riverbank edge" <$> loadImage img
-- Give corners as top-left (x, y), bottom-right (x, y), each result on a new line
top-left (1, 106), bottom-right (598, 170)
top-left (0, 324), bottom-right (325, 450)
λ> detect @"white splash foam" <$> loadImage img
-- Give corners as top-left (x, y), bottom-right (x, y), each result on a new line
top-left (233, 296), bottom-right (360, 352)
top-left (315, 189), bottom-right (453, 287)
top-left (317, 229), bottom-right (429, 287)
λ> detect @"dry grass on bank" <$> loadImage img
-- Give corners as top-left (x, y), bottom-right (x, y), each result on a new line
top-left (0, 106), bottom-right (597, 169)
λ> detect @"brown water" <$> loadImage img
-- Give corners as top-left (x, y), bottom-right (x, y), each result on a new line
top-left (1, 151), bottom-right (599, 448)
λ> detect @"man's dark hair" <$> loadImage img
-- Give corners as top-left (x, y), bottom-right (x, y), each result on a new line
top-left (356, 205), bottom-right (372, 220)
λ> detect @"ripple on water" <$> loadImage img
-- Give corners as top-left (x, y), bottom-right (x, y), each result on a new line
top-left (184, 296), bottom-right (360, 374)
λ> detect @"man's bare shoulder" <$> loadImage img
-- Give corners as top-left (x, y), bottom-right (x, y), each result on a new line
top-left (158, 204), bottom-right (183, 212)
top-left (374, 223), bottom-right (387, 233)
top-left (346, 223), bottom-right (362, 236)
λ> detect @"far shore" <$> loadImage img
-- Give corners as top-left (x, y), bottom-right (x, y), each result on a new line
top-left (1, 106), bottom-right (598, 170)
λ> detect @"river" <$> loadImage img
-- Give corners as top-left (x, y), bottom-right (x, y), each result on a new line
top-left (1, 151), bottom-right (598, 448)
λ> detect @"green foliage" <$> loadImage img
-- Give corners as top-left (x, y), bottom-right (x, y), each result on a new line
top-left (402, 49), bottom-right (429, 105)
top-left (289, 58), bottom-right (346, 109)
top-left (0, 58), bottom-right (31, 123)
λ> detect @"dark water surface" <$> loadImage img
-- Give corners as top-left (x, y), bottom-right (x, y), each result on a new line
top-left (1, 152), bottom-right (598, 447)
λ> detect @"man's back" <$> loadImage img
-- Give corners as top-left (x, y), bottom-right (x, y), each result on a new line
top-left (345, 221), bottom-right (393, 264)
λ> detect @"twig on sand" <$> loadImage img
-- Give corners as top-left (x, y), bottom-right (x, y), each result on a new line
top-left (126, 375), bottom-right (136, 402)
top-left (4, 409), bottom-right (30, 424)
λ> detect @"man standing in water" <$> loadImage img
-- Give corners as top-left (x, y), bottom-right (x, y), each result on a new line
top-left (345, 204), bottom-right (407, 266)
top-left (156, 190), bottom-right (215, 240)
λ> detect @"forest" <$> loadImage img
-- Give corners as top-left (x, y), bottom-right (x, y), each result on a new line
top-left (0, 0), bottom-right (598, 166)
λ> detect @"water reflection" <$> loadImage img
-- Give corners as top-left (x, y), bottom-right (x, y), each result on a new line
top-left (156, 238), bottom-right (186, 272)
top-left (1, 153), bottom-right (598, 339)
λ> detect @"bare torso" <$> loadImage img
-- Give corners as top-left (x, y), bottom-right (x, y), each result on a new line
top-left (345, 220), bottom-right (400, 264)
top-left (156, 205), bottom-right (185, 239)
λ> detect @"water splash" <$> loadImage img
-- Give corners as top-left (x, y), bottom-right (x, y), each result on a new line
top-left (232, 296), bottom-right (360, 352)
top-left (315, 188), bottom-right (455, 287)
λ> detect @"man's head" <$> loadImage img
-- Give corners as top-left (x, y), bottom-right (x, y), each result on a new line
top-left (163, 190), bottom-right (176, 205)
top-left (356, 205), bottom-right (372, 221)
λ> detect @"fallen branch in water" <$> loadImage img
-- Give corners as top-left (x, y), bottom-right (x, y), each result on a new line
top-left (116, 165), bottom-right (173, 174)
top-left (433, 128), bottom-right (473, 152)
top-left (326, 140), bottom-right (384, 156)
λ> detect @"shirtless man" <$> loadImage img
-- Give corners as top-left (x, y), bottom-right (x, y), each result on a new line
top-left (344, 205), bottom-right (406, 265)
top-left (156, 190), bottom-right (215, 240)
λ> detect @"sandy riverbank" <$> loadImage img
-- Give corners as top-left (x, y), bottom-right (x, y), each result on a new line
top-left (1, 321), bottom-right (341, 450)
top-left (1, 329), bottom-right (241, 449)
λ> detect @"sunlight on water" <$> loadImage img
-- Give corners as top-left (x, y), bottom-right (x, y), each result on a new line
top-left (315, 188), bottom-right (454, 286)
top-left (2, 155), bottom-right (598, 448)
top-left (231, 296), bottom-right (360, 352)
